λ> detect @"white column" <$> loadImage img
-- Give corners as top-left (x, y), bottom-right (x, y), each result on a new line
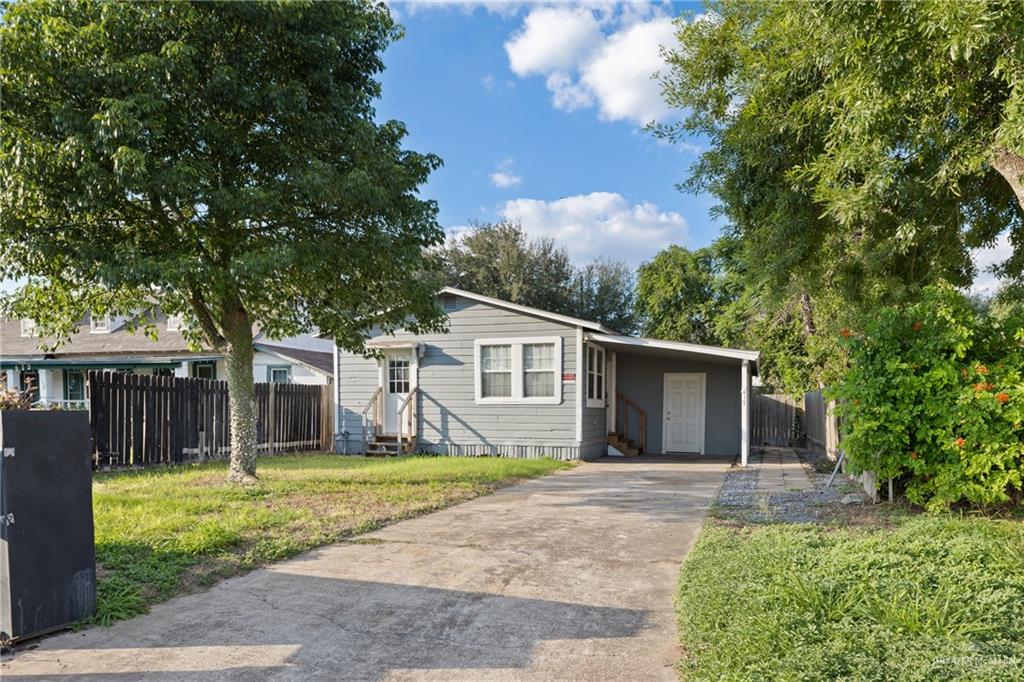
top-left (174, 361), bottom-right (189, 378)
top-left (37, 368), bottom-right (51, 405)
top-left (740, 360), bottom-right (750, 467)
top-left (3, 370), bottom-right (16, 390)
top-left (606, 351), bottom-right (617, 434)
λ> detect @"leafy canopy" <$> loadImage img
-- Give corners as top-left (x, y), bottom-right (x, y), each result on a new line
top-left (635, 245), bottom-right (730, 346)
top-left (439, 221), bottom-right (637, 333)
top-left (657, 0), bottom-right (1024, 393)
top-left (0, 0), bottom-right (446, 352)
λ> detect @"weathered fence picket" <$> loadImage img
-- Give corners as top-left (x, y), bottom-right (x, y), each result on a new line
top-left (87, 371), bottom-right (331, 467)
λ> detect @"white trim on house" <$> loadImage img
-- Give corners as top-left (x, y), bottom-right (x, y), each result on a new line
top-left (606, 351), bottom-right (617, 433)
top-left (19, 318), bottom-right (35, 337)
top-left (443, 287), bottom-right (612, 334)
top-left (575, 327), bottom-right (584, 442)
top-left (585, 342), bottom-right (606, 409)
top-left (90, 314), bottom-right (111, 333)
top-left (584, 332), bottom-right (760, 368)
top-left (472, 336), bottom-right (563, 405)
top-left (662, 372), bottom-right (706, 454)
top-left (166, 314), bottom-right (184, 332)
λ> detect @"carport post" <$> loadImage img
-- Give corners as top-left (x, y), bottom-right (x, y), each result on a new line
top-left (740, 359), bottom-right (750, 466)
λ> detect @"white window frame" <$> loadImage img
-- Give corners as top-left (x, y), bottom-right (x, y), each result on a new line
top-left (473, 336), bottom-right (563, 405)
top-left (166, 313), bottom-right (184, 332)
top-left (20, 318), bottom-right (35, 337)
top-left (586, 343), bottom-right (606, 408)
top-left (90, 313), bottom-right (111, 333)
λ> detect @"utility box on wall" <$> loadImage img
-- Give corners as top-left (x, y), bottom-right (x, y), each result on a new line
top-left (0, 409), bottom-right (96, 644)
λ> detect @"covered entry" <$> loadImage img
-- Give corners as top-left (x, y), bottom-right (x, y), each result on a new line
top-left (585, 333), bottom-right (759, 465)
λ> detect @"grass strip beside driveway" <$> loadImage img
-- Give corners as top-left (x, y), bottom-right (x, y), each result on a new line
top-left (93, 454), bottom-right (570, 625)
top-left (676, 515), bottom-right (1024, 681)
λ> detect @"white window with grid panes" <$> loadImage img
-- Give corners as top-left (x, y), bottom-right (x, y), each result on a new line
top-left (474, 337), bottom-right (562, 404)
top-left (586, 344), bottom-right (605, 408)
top-left (388, 357), bottom-right (410, 394)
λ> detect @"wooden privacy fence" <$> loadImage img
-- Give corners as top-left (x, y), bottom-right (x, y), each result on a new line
top-left (88, 371), bottom-right (333, 467)
top-left (751, 392), bottom-right (800, 447)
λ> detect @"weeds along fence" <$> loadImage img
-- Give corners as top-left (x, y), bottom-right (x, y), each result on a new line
top-left (88, 371), bottom-right (333, 467)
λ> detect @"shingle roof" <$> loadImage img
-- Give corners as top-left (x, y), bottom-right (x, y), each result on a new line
top-left (1, 313), bottom-right (201, 358)
top-left (254, 343), bottom-right (334, 375)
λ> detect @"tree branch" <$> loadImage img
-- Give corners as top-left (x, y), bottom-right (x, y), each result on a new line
top-left (188, 285), bottom-right (226, 350)
top-left (990, 146), bottom-right (1024, 213)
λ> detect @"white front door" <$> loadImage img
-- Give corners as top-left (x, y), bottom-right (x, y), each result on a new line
top-left (663, 373), bottom-right (705, 453)
top-left (383, 352), bottom-right (412, 435)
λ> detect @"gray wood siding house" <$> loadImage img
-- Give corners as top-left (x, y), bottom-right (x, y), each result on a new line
top-left (334, 288), bottom-right (760, 463)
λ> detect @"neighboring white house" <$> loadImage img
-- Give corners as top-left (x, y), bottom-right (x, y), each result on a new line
top-left (336, 287), bottom-right (760, 463)
top-left (1, 311), bottom-right (333, 408)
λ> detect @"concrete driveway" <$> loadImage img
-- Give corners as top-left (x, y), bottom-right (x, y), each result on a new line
top-left (2, 456), bottom-right (730, 681)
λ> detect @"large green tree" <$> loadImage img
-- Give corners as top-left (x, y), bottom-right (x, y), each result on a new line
top-left (0, 1), bottom-right (445, 482)
top-left (439, 220), bottom-right (637, 332)
top-left (658, 0), bottom-right (1024, 391)
top-left (635, 245), bottom-right (729, 345)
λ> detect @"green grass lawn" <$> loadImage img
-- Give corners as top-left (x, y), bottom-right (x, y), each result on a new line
top-left (92, 453), bottom-right (570, 625)
top-left (677, 515), bottom-right (1024, 681)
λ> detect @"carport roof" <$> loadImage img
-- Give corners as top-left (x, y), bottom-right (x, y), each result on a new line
top-left (584, 332), bottom-right (759, 374)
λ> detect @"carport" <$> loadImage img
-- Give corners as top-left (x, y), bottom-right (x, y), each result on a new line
top-left (585, 333), bottom-right (759, 465)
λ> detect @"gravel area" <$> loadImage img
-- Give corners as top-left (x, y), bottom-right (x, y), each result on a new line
top-left (713, 448), bottom-right (868, 524)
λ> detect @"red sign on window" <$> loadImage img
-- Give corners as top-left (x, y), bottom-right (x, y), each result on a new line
top-left (562, 372), bottom-right (576, 383)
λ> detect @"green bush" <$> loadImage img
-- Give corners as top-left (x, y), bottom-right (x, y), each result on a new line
top-left (833, 285), bottom-right (1024, 511)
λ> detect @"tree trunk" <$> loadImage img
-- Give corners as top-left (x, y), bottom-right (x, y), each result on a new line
top-left (799, 290), bottom-right (816, 339)
top-left (990, 146), bottom-right (1024, 213)
top-left (223, 309), bottom-right (258, 484)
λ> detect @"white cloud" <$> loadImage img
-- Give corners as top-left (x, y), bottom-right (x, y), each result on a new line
top-left (500, 191), bottom-right (686, 264)
top-left (394, 1), bottom-right (525, 19)
top-left (505, 7), bottom-right (603, 76)
top-left (481, 73), bottom-right (515, 93)
top-left (489, 158), bottom-right (522, 188)
top-left (971, 232), bottom-right (1013, 296)
top-left (490, 171), bottom-right (522, 188)
top-left (580, 16), bottom-right (675, 123)
top-left (503, 3), bottom-right (678, 125)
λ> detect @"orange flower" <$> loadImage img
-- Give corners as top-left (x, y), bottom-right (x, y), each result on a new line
top-left (909, 451), bottom-right (919, 460)
top-left (976, 364), bottom-right (989, 375)
top-left (961, 368), bottom-right (969, 379)
top-left (974, 382), bottom-right (994, 392)
top-left (996, 392), bottom-right (1010, 404)
top-left (840, 328), bottom-right (852, 339)
top-left (954, 437), bottom-right (966, 448)
top-left (912, 321), bottom-right (923, 332)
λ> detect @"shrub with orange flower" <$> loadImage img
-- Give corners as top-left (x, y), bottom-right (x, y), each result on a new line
top-left (954, 437), bottom-right (966, 448)
top-left (973, 382), bottom-right (994, 392)
top-left (909, 451), bottom-right (918, 460)
top-left (976, 364), bottom-right (989, 375)
top-left (912, 321), bottom-right (922, 332)
top-left (995, 392), bottom-right (1010, 404)
top-left (840, 328), bottom-right (852, 339)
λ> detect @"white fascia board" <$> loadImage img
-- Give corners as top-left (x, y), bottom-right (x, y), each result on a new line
top-left (584, 332), bottom-right (760, 366)
top-left (442, 287), bottom-right (610, 333)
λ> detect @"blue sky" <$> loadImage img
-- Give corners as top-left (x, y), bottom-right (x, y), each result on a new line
top-left (379, 1), bottom-right (711, 267)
